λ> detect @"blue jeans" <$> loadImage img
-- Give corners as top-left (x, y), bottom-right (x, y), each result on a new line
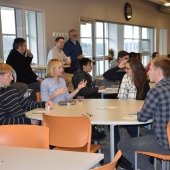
top-left (118, 130), bottom-right (170, 170)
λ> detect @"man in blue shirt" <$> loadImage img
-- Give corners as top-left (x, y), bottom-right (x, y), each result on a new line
top-left (64, 29), bottom-right (83, 73)
top-left (118, 57), bottom-right (170, 170)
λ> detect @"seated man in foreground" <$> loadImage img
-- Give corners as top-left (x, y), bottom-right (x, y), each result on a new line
top-left (0, 63), bottom-right (53, 125)
top-left (118, 57), bottom-right (170, 170)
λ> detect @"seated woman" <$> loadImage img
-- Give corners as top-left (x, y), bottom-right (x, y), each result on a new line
top-left (72, 57), bottom-right (104, 98)
top-left (41, 59), bottom-right (86, 103)
top-left (0, 63), bottom-right (53, 125)
top-left (117, 58), bottom-right (150, 138)
top-left (118, 58), bottom-right (150, 100)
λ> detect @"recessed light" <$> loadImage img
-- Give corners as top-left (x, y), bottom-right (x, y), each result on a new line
top-left (164, 2), bottom-right (170, 6)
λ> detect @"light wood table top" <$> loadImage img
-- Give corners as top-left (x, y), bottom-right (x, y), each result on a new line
top-left (26, 99), bottom-right (145, 125)
top-left (26, 99), bottom-right (152, 160)
top-left (0, 146), bottom-right (104, 170)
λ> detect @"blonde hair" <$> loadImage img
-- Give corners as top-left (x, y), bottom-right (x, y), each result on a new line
top-left (0, 63), bottom-right (13, 75)
top-left (152, 57), bottom-right (170, 78)
top-left (46, 59), bottom-right (62, 78)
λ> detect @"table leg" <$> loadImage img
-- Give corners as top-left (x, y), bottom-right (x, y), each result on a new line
top-left (110, 125), bottom-right (115, 161)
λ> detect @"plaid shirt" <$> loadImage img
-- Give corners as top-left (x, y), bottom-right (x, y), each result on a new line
top-left (137, 77), bottom-right (170, 149)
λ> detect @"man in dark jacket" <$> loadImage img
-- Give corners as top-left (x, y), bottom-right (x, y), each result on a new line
top-left (63, 29), bottom-right (83, 73)
top-left (72, 58), bottom-right (104, 98)
top-left (6, 38), bottom-right (43, 100)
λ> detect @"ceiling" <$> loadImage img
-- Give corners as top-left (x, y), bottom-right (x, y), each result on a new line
top-left (148, 0), bottom-right (170, 13)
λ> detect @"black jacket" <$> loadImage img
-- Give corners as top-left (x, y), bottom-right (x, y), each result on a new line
top-left (6, 49), bottom-right (38, 84)
top-left (103, 66), bottom-right (126, 81)
top-left (72, 70), bottom-right (100, 98)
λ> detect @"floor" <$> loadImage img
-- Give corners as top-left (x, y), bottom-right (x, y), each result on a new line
top-left (97, 126), bottom-right (124, 170)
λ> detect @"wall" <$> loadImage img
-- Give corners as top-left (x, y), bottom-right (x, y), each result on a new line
top-left (0, 0), bottom-right (170, 54)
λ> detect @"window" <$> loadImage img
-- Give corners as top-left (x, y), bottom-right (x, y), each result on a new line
top-left (124, 25), bottom-right (154, 66)
top-left (1, 7), bottom-right (16, 61)
top-left (0, 6), bottom-right (46, 64)
top-left (80, 19), bottom-right (155, 76)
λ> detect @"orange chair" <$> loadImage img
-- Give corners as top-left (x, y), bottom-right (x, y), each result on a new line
top-left (42, 114), bottom-right (100, 152)
top-left (0, 125), bottom-right (49, 149)
top-left (36, 92), bottom-right (41, 102)
top-left (91, 150), bottom-right (122, 170)
top-left (135, 121), bottom-right (170, 170)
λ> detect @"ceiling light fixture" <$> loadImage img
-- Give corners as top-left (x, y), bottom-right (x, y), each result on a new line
top-left (164, 2), bottom-right (170, 6)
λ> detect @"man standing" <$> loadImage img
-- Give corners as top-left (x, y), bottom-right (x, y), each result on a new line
top-left (6, 38), bottom-right (42, 100)
top-left (118, 57), bottom-right (170, 170)
top-left (47, 36), bottom-right (73, 92)
top-left (64, 29), bottom-right (83, 73)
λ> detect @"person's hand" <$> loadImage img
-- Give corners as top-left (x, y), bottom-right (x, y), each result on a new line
top-left (26, 49), bottom-right (33, 57)
top-left (118, 58), bottom-right (128, 69)
top-left (98, 86), bottom-right (105, 90)
top-left (45, 101), bottom-right (53, 110)
top-left (55, 87), bottom-right (68, 96)
top-left (36, 77), bottom-right (43, 82)
top-left (77, 80), bottom-right (87, 90)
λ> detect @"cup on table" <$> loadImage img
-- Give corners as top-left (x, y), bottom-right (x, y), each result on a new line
top-left (67, 57), bottom-right (71, 64)
top-left (77, 96), bottom-right (84, 102)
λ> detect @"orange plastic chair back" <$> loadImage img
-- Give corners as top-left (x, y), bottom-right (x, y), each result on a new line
top-left (91, 150), bottom-right (122, 170)
top-left (43, 115), bottom-right (91, 152)
top-left (0, 125), bottom-right (49, 149)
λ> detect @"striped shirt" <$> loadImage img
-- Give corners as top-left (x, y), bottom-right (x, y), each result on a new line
top-left (137, 77), bottom-right (170, 149)
top-left (0, 87), bottom-right (45, 125)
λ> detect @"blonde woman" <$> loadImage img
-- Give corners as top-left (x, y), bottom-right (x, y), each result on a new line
top-left (41, 59), bottom-right (86, 103)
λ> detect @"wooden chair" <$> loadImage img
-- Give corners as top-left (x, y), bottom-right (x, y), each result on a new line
top-left (135, 121), bottom-right (170, 170)
top-left (43, 114), bottom-right (100, 152)
top-left (91, 150), bottom-right (122, 170)
top-left (0, 125), bottom-right (49, 149)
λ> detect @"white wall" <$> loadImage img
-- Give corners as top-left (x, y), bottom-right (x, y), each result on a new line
top-left (1, 0), bottom-right (170, 55)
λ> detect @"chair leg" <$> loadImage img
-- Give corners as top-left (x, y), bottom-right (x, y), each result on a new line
top-left (135, 152), bottom-right (138, 170)
top-left (167, 161), bottom-right (169, 170)
top-left (154, 158), bottom-right (157, 170)
top-left (162, 160), bottom-right (166, 170)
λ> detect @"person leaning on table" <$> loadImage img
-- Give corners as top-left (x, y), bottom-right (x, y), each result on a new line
top-left (0, 63), bottom-right (53, 125)
top-left (118, 57), bottom-right (170, 170)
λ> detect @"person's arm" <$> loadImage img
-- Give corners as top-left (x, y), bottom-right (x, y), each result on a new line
top-left (137, 88), bottom-right (158, 122)
top-left (72, 72), bottom-right (99, 98)
top-left (103, 66), bottom-right (125, 81)
top-left (69, 80), bottom-right (87, 98)
top-left (41, 80), bottom-right (51, 102)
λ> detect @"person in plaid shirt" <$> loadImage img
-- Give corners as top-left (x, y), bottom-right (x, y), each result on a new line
top-left (118, 57), bottom-right (170, 170)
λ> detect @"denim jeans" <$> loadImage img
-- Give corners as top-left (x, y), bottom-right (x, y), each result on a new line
top-left (118, 129), bottom-right (170, 170)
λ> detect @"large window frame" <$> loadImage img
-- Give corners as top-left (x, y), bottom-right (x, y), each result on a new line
top-left (0, 5), bottom-right (46, 65)
top-left (80, 18), bottom-right (155, 77)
